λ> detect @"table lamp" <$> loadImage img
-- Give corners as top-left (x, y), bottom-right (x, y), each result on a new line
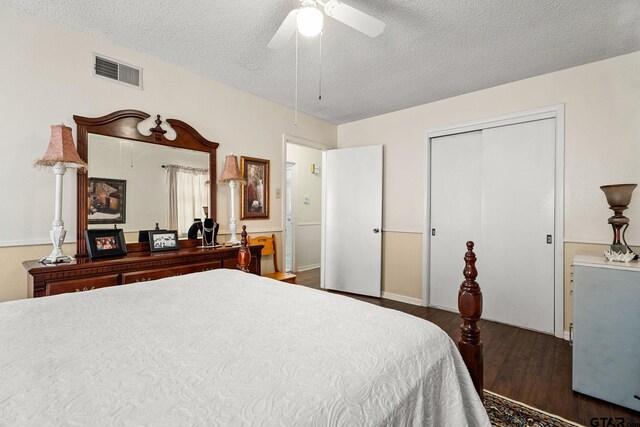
top-left (600, 183), bottom-right (637, 256)
top-left (35, 124), bottom-right (87, 264)
top-left (219, 154), bottom-right (245, 244)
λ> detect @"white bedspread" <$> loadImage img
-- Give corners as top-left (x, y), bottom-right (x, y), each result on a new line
top-left (0, 269), bottom-right (489, 426)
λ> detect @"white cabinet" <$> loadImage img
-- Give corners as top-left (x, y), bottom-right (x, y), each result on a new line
top-left (572, 255), bottom-right (640, 411)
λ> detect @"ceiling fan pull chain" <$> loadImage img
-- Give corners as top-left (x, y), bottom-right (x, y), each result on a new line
top-left (295, 30), bottom-right (299, 126)
top-left (318, 31), bottom-right (322, 100)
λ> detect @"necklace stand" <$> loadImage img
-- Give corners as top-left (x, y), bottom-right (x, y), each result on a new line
top-left (197, 218), bottom-right (220, 249)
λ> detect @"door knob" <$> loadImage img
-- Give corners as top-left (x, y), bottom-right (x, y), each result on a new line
top-left (373, 228), bottom-right (380, 233)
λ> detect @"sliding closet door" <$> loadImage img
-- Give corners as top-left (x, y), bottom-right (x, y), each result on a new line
top-left (430, 131), bottom-right (483, 310)
top-left (480, 119), bottom-right (556, 333)
top-left (429, 119), bottom-right (556, 333)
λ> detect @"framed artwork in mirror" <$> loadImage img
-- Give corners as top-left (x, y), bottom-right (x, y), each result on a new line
top-left (88, 177), bottom-right (126, 224)
top-left (85, 229), bottom-right (127, 259)
top-left (240, 156), bottom-right (270, 220)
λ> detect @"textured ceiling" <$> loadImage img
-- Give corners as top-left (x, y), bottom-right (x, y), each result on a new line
top-left (4, 0), bottom-right (640, 124)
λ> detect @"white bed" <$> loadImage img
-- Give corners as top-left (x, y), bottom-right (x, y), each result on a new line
top-left (0, 269), bottom-right (489, 426)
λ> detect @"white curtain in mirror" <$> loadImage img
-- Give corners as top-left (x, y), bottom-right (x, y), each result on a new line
top-left (166, 165), bottom-right (209, 237)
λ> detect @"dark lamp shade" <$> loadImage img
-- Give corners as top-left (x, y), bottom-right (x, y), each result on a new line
top-left (219, 154), bottom-right (245, 183)
top-left (600, 184), bottom-right (637, 208)
top-left (35, 125), bottom-right (88, 171)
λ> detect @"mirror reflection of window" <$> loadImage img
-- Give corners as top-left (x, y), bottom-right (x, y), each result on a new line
top-left (165, 165), bottom-right (209, 237)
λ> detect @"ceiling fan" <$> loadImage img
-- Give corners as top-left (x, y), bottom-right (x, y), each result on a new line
top-left (268, 0), bottom-right (386, 49)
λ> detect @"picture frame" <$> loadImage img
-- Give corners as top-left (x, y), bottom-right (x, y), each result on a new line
top-left (88, 177), bottom-right (127, 224)
top-left (240, 156), bottom-right (270, 220)
top-left (148, 230), bottom-right (179, 252)
top-left (85, 229), bottom-right (127, 259)
top-left (138, 228), bottom-right (166, 243)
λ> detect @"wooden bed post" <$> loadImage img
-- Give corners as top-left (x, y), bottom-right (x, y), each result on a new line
top-left (458, 241), bottom-right (484, 399)
top-left (237, 225), bottom-right (251, 272)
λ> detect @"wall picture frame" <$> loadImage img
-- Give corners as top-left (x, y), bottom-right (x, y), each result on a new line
top-left (88, 177), bottom-right (127, 224)
top-left (148, 230), bottom-right (179, 252)
top-left (85, 229), bottom-right (127, 259)
top-left (240, 156), bottom-right (270, 220)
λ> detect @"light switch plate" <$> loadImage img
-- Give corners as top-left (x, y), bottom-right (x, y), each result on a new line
top-left (303, 196), bottom-right (310, 205)
top-left (275, 188), bottom-right (281, 199)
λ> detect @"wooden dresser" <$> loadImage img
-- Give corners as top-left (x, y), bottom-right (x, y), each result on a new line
top-left (24, 244), bottom-right (262, 298)
top-left (25, 109), bottom-right (267, 298)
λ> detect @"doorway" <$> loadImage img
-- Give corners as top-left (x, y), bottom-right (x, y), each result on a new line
top-left (284, 139), bottom-right (325, 276)
top-left (423, 105), bottom-right (565, 337)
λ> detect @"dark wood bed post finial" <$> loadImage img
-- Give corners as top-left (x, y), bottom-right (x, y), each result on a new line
top-left (458, 241), bottom-right (484, 399)
top-left (237, 225), bottom-right (251, 272)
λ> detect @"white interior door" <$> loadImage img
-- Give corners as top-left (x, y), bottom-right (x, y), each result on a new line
top-left (324, 145), bottom-right (383, 297)
top-left (429, 119), bottom-right (556, 333)
top-left (430, 131), bottom-right (483, 310)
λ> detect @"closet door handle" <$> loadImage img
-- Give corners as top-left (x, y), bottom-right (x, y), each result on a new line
top-left (373, 228), bottom-right (380, 233)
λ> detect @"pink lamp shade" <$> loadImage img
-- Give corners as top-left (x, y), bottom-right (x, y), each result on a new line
top-left (35, 124), bottom-right (87, 171)
top-left (219, 154), bottom-right (245, 183)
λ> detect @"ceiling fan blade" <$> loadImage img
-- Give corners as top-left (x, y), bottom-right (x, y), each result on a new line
top-left (324, 0), bottom-right (385, 38)
top-left (268, 9), bottom-right (299, 49)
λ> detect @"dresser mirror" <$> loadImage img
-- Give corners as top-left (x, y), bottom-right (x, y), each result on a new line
top-left (87, 135), bottom-right (210, 243)
top-left (74, 110), bottom-right (219, 257)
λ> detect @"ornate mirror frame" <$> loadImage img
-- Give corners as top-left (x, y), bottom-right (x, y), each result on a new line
top-left (73, 110), bottom-right (219, 258)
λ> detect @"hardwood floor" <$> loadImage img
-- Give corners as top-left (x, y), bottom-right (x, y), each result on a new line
top-left (295, 268), bottom-right (640, 426)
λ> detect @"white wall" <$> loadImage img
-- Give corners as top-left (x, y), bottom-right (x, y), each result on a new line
top-left (287, 143), bottom-right (323, 271)
top-left (339, 51), bottom-right (640, 241)
top-left (338, 51), bottom-right (640, 330)
top-left (0, 6), bottom-right (336, 301)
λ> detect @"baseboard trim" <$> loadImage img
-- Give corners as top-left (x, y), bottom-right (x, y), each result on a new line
top-left (381, 292), bottom-right (422, 306)
top-left (563, 330), bottom-right (571, 341)
top-left (296, 263), bottom-right (320, 272)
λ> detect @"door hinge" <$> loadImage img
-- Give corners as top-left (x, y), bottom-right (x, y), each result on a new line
top-left (546, 234), bottom-right (552, 244)
top-left (432, 228), bottom-right (436, 236)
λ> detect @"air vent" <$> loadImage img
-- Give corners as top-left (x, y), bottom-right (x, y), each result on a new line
top-left (93, 54), bottom-right (142, 89)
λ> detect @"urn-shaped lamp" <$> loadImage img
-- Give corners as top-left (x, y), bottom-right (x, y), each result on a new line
top-left (600, 183), bottom-right (637, 255)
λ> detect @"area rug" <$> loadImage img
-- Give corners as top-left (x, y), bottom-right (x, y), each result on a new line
top-left (484, 390), bottom-right (583, 427)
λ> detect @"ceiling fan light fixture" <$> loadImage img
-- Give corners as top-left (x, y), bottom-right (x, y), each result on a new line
top-left (296, 3), bottom-right (323, 37)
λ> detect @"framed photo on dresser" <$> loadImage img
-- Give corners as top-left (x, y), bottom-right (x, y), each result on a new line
top-left (148, 230), bottom-right (179, 252)
top-left (85, 229), bottom-right (127, 259)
